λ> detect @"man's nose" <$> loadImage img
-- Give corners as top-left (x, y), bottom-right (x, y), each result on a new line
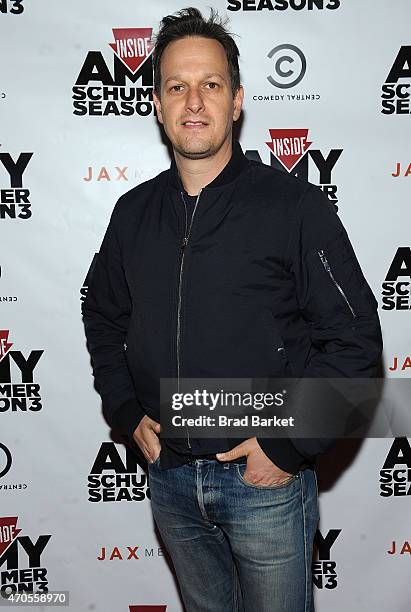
top-left (185, 87), bottom-right (205, 113)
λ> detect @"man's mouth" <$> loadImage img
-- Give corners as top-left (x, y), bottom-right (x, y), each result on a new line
top-left (182, 121), bottom-right (208, 127)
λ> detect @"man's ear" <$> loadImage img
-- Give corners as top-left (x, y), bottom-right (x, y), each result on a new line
top-left (233, 85), bottom-right (244, 122)
top-left (153, 91), bottom-right (163, 124)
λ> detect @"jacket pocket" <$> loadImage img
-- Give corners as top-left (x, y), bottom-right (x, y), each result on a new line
top-left (261, 309), bottom-right (294, 377)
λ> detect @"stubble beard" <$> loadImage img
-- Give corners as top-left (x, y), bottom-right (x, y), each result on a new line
top-left (173, 134), bottom-right (216, 160)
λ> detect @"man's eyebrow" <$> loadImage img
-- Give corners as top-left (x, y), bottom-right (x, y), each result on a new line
top-left (164, 72), bottom-right (227, 83)
top-left (203, 72), bottom-right (226, 80)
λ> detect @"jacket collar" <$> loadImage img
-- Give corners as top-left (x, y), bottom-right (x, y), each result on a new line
top-left (168, 140), bottom-right (249, 191)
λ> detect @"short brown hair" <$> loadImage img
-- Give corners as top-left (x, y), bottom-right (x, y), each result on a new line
top-left (153, 7), bottom-right (241, 97)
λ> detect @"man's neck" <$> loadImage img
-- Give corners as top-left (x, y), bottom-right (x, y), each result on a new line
top-left (174, 140), bottom-right (233, 196)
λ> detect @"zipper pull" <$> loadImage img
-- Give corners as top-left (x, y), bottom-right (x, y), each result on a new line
top-left (181, 236), bottom-right (188, 250)
top-left (318, 249), bottom-right (331, 272)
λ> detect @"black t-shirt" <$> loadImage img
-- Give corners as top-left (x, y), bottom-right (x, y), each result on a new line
top-left (182, 192), bottom-right (197, 225)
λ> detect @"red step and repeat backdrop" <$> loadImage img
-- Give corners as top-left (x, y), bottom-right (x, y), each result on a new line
top-left (1, 1), bottom-right (410, 610)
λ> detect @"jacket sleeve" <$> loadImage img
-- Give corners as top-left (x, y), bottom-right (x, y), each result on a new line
top-left (257, 185), bottom-right (383, 474)
top-left (81, 197), bottom-right (146, 438)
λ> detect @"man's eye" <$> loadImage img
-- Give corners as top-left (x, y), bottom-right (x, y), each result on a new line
top-left (206, 82), bottom-right (219, 89)
top-left (171, 85), bottom-right (183, 92)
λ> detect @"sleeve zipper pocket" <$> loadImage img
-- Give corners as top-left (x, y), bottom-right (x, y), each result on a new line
top-left (317, 249), bottom-right (357, 318)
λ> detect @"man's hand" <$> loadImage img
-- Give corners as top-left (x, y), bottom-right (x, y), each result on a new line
top-left (133, 415), bottom-right (161, 464)
top-left (216, 437), bottom-right (294, 486)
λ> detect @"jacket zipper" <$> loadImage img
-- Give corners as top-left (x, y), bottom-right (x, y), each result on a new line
top-left (177, 188), bottom-right (203, 450)
top-left (317, 249), bottom-right (357, 318)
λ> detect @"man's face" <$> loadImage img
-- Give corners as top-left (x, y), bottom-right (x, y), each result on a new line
top-left (153, 36), bottom-right (243, 159)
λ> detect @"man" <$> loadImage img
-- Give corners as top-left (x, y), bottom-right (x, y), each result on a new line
top-left (82, 7), bottom-right (383, 611)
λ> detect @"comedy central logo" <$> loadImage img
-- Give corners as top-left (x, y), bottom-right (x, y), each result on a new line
top-left (0, 331), bottom-right (43, 414)
top-left (245, 129), bottom-right (342, 209)
top-left (0, 444), bottom-right (12, 479)
top-left (73, 28), bottom-right (154, 117)
top-left (267, 44), bottom-right (306, 88)
top-left (0, 145), bottom-right (33, 221)
top-left (0, 517), bottom-right (51, 598)
top-left (253, 44), bottom-right (320, 104)
top-left (0, 443), bottom-right (28, 492)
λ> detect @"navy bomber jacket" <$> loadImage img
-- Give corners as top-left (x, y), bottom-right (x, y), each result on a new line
top-left (82, 140), bottom-right (383, 474)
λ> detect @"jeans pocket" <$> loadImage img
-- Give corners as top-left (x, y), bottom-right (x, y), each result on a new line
top-left (148, 454), bottom-right (161, 470)
top-left (235, 463), bottom-right (299, 490)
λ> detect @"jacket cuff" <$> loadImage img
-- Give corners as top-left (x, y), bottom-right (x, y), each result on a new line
top-left (256, 437), bottom-right (308, 475)
top-left (111, 399), bottom-right (146, 439)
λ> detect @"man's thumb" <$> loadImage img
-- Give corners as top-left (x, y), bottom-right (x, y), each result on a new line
top-left (152, 421), bottom-right (161, 433)
top-left (216, 444), bottom-right (245, 462)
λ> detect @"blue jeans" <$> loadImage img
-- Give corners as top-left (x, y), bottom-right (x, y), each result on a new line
top-left (148, 457), bottom-right (319, 612)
